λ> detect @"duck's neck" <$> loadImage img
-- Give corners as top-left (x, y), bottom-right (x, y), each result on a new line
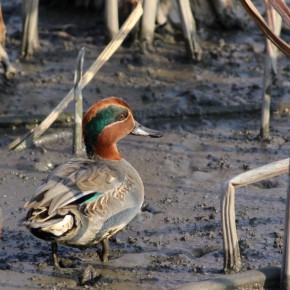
top-left (90, 143), bottom-right (122, 161)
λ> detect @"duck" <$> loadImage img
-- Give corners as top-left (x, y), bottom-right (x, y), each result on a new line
top-left (23, 96), bottom-right (163, 268)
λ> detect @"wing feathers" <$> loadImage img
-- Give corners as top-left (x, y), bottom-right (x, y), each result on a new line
top-left (48, 189), bottom-right (95, 215)
top-left (25, 159), bottom-right (122, 216)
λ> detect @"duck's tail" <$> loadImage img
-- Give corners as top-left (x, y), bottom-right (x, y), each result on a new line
top-left (22, 207), bottom-right (77, 241)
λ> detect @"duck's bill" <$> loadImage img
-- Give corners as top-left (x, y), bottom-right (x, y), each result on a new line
top-left (131, 121), bottom-right (163, 138)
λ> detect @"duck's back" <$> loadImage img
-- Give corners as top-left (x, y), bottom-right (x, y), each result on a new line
top-left (25, 157), bottom-right (144, 247)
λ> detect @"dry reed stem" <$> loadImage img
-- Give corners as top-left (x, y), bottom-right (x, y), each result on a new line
top-left (221, 158), bottom-right (289, 273)
top-left (73, 48), bottom-right (85, 155)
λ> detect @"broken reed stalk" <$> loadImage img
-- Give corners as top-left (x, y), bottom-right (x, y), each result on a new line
top-left (260, 1), bottom-right (282, 140)
top-left (221, 158), bottom-right (289, 273)
top-left (140, 0), bottom-right (158, 47)
top-left (238, 0), bottom-right (290, 57)
top-left (8, 1), bottom-right (143, 151)
top-left (73, 48), bottom-right (85, 155)
top-left (281, 161), bottom-right (290, 290)
top-left (105, 0), bottom-right (119, 40)
top-left (21, 0), bottom-right (39, 58)
top-left (176, 0), bottom-right (202, 61)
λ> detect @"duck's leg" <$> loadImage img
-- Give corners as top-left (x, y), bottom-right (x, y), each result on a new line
top-left (98, 238), bottom-right (110, 262)
top-left (51, 241), bottom-right (60, 269)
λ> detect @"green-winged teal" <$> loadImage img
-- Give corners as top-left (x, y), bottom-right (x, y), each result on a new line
top-left (24, 97), bottom-right (162, 267)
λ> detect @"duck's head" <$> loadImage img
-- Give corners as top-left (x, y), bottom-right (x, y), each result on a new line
top-left (82, 97), bottom-right (163, 160)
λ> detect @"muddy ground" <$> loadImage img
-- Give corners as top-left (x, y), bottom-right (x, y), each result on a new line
top-left (0, 1), bottom-right (290, 289)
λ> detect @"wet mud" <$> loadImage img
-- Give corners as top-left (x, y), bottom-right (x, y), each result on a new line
top-left (0, 1), bottom-right (290, 289)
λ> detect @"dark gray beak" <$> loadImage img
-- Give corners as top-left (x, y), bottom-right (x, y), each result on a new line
top-left (131, 121), bottom-right (163, 138)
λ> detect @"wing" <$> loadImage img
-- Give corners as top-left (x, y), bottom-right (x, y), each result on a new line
top-left (25, 158), bottom-right (122, 215)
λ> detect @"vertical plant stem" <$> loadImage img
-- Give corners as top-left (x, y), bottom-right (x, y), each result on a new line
top-left (281, 160), bottom-right (290, 290)
top-left (105, 0), bottom-right (119, 40)
top-left (141, 0), bottom-right (158, 47)
top-left (260, 1), bottom-right (282, 140)
top-left (73, 48), bottom-right (85, 155)
top-left (260, 53), bottom-right (272, 140)
top-left (176, 0), bottom-right (202, 61)
top-left (21, 0), bottom-right (39, 57)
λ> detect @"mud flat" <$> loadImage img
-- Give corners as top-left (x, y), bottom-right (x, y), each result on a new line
top-left (0, 1), bottom-right (289, 289)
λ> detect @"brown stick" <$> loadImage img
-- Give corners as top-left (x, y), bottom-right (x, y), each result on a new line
top-left (8, 2), bottom-right (143, 151)
top-left (238, 0), bottom-right (290, 57)
top-left (268, 0), bottom-right (290, 28)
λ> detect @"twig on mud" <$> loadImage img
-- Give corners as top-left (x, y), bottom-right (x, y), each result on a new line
top-left (73, 48), bottom-right (85, 155)
top-left (8, 1), bottom-right (143, 151)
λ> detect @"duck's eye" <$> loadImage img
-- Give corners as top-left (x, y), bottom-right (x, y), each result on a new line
top-left (116, 112), bottom-right (128, 121)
